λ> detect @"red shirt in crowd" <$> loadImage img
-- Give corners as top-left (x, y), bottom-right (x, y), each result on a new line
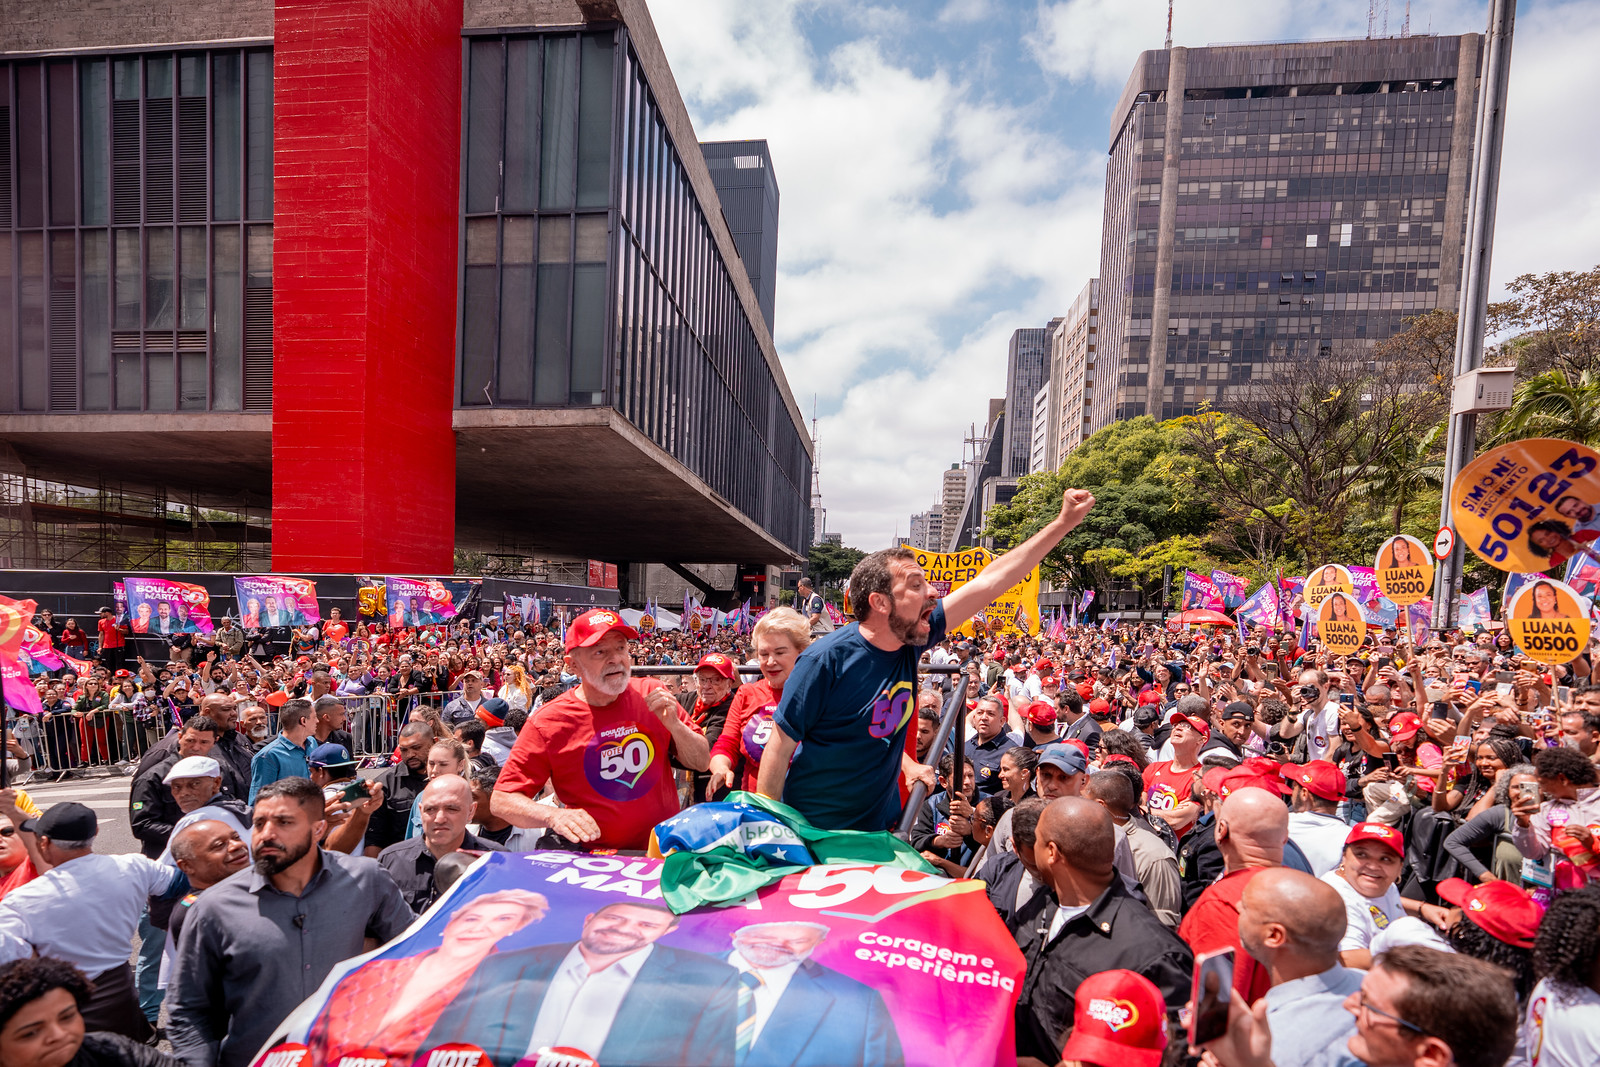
top-left (0, 858), bottom-right (39, 903)
top-left (710, 679), bottom-right (782, 794)
top-left (1177, 867), bottom-right (1273, 1003)
top-left (323, 620), bottom-right (349, 643)
top-left (1143, 760), bottom-right (1202, 838)
top-left (495, 678), bottom-right (692, 850)
top-left (97, 617), bottom-right (125, 649)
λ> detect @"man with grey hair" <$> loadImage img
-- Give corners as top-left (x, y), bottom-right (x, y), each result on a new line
top-left (0, 803), bottom-right (182, 1040)
top-left (724, 921), bottom-right (902, 1067)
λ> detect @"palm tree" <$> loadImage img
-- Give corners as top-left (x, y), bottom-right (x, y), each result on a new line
top-left (1352, 422), bottom-right (1447, 534)
top-left (1489, 369), bottom-right (1600, 448)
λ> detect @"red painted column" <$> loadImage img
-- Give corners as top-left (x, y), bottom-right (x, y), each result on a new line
top-left (271, 0), bottom-right (461, 572)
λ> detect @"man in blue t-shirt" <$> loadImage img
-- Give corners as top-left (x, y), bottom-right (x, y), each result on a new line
top-left (759, 488), bottom-right (1097, 831)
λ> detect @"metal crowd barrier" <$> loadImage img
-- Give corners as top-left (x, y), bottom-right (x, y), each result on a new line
top-left (19, 702), bottom-right (172, 781)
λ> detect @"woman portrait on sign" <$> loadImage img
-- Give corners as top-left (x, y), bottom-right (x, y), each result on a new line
top-left (1384, 537), bottom-right (1419, 571)
top-left (1526, 581), bottom-right (1572, 621)
top-left (1318, 565), bottom-right (1341, 588)
top-left (1324, 592), bottom-right (1358, 624)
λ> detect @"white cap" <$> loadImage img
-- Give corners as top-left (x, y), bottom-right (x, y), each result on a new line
top-left (164, 756), bottom-right (222, 784)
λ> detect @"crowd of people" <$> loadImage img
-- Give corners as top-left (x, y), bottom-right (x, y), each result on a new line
top-left (0, 492), bottom-right (1597, 1067)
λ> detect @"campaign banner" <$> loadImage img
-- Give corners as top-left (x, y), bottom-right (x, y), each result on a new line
top-left (1237, 582), bottom-right (1280, 628)
top-left (123, 577), bottom-right (214, 634)
top-left (1211, 570), bottom-right (1247, 610)
top-left (1347, 566), bottom-right (1399, 628)
top-left (910, 548), bottom-right (1039, 639)
top-left (0, 596), bottom-right (41, 713)
top-left (502, 594), bottom-right (555, 628)
top-left (1407, 599), bottom-right (1434, 647)
top-left (1182, 571), bottom-right (1224, 612)
top-left (256, 852), bottom-right (1023, 1067)
top-left (385, 578), bottom-right (480, 629)
top-left (112, 581), bottom-right (127, 624)
top-left (1279, 575), bottom-right (1306, 623)
top-left (235, 576), bottom-right (320, 629)
top-left (1458, 588), bottom-right (1492, 631)
top-left (1452, 438), bottom-right (1600, 573)
top-left (1565, 554), bottom-right (1600, 606)
top-left (20, 625), bottom-right (62, 672)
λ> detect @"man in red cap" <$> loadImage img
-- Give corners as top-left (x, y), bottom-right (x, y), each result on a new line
top-left (679, 652), bottom-right (741, 801)
top-left (493, 609), bottom-right (709, 850)
top-left (1285, 759), bottom-right (1350, 876)
top-left (1142, 703), bottom-right (1208, 840)
top-left (1321, 823), bottom-right (1450, 969)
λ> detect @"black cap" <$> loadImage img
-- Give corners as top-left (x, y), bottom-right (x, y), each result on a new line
top-left (1221, 701), bottom-right (1255, 722)
top-left (1133, 705), bottom-right (1161, 727)
top-left (98, 606), bottom-right (113, 614)
top-left (21, 802), bottom-right (97, 840)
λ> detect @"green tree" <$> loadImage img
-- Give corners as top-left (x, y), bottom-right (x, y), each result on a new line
top-left (1488, 368), bottom-right (1600, 449)
top-left (1083, 535), bottom-right (1221, 608)
top-left (806, 542), bottom-right (866, 596)
top-left (1350, 421), bottom-right (1447, 535)
top-left (982, 418), bottom-right (1217, 588)
top-left (1487, 265), bottom-right (1600, 378)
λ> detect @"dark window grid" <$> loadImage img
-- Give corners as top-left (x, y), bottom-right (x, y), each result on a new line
top-left (457, 31), bottom-right (621, 410)
top-left (2, 50), bottom-right (262, 414)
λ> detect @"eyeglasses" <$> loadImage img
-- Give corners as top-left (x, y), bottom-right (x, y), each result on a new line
top-left (1356, 992), bottom-right (1426, 1036)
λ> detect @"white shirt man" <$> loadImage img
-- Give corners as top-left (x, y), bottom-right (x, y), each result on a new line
top-left (526, 941), bottom-right (654, 1056)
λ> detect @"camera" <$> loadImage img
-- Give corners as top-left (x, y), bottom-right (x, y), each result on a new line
top-left (1246, 646), bottom-right (1259, 656)
top-left (1298, 684), bottom-right (1320, 702)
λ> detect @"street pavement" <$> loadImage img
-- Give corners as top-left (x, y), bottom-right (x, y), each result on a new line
top-left (15, 771), bottom-right (139, 856)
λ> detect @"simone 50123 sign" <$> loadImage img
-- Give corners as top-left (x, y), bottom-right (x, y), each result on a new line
top-left (1451, 439), bottom-right (1600, 573)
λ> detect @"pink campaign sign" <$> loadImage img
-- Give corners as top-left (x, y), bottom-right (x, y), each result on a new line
top-left (255, 852), bottom-right (1024, 1067)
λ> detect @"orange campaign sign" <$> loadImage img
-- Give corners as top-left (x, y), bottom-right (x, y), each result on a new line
top-left (1451, 438), bottom-right (1600, 573)
top-left (1505, 577), bottom-right (1592, 666)
top-left (1374, 535), bottom-right (1434, 607)
top-left (1316, 592), bottom-right (1367, 654)
top-left (1302, 564), bottom-right (1355, 611)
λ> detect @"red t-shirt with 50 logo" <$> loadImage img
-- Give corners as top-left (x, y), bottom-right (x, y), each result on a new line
top-left (496, 678), bottom-right (691, 850)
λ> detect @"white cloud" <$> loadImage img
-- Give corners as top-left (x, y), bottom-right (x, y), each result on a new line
top-left (647, 0), bottom-right (1600, 550)
top-left (652, 1), bottom-right (1105, 548)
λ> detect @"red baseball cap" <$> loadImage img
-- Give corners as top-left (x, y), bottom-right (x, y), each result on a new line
top-left (1089, 697), bottom-right (1111, 717)
top-left (563, 609), bottom-right (640, 652)
top-left (1436, 877), bottom-right (1544, 948)
top-left (694, 653), bottom-right (737, 681)
top-left (1345, 821), bottom-right (1404, 858)
top-left (1139, 688), bottom-right (1165, 706)
top-left (262, 690), bottom-right (289, 708)
top-left (1215, 769), bottom-right (1285, 799)
top-left (1034, 657), bottom-right (1055, 675)
top-left (1059, 969), bottom-right (1169, 1067)
top-left (1076, 681), bottom-right (1096, 699)
top-left (1387, 711), bottom-right (1422, 744)
top-left (1025, 700), bottom-right (1058, 726)
top-left (1282, 759), bottom-right (1347, 802)
top-left (1167, 711), bottom-right (1210, 738)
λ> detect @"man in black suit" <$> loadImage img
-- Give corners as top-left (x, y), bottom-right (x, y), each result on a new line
top-left (423, 901), bottom-right (739, 1067)
top-left (724, 921), bottom-right (903, 1067)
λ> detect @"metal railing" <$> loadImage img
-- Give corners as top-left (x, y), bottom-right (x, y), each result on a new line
top-left (896, 671), bottom-right (968, 839)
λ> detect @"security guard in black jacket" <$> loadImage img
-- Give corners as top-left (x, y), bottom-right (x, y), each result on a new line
top-left (1014, 798), bottom-right (1192, 1065)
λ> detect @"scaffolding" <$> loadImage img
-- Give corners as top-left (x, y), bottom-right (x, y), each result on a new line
top-left (0, 446), bottom-right (271, 572)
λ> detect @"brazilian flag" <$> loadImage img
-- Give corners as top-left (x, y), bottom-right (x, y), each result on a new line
top-left (650, 791), bottom-right (937, 913)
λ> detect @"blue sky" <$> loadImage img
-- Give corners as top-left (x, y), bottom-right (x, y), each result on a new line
top-left (650, 0), bottom-right (1600, 550)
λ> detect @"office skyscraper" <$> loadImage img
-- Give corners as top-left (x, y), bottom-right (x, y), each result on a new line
top-left (1003, 321), bottom-right (1058, 477)
top-left (701, 139), bottom-right (780, 336)
top-left (1092, 35), bottom-right (1481, 431)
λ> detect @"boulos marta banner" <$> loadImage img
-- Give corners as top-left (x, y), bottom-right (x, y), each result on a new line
top-left (253, 851), bottom-right (1023, 1067)
top-left (235, 576), bottom-right (321, 628)
top-left (1181, 570), bottom-right (1223, 612)
top-left (385, 577), bottom-right (480, 629)
top-left (123, 577), bottom-right (214, 634)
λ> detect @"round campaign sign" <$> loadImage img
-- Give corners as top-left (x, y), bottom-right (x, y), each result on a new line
top-left (1375, 535), bottom-right (1435, 607)
top-left (1451, 438), bottom-right (1600, 572)
top-left (1303, 564), bottom-right (1356, 610)
top-left (1505, 578), bottom-right (1592, 666)
top-left (637, 613), bottom-right (656, 633)
top-left (411, 1044), bottom-right (493, 1067)
top-left (1317, 592), bottom-right (1367, 654)
top-left (251, 1043), bottom-right (310, 1067)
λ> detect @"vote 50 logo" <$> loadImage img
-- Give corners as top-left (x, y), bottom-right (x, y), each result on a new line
top-left (867, 681), bottom-right (914, 739)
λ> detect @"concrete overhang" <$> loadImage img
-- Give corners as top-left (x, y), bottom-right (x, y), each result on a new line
top-left (0, 413), bottom-right (273, 499)
top-left (453, 407), bottom-right (799, 565)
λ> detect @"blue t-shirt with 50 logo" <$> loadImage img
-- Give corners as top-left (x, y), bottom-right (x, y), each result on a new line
top-left (774, 601), bottom-right (947, 831)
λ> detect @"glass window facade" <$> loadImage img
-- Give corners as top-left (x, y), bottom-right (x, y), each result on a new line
top-left (1096, 40), bottom-right (1471, 429)
top-left (460, 30), bottom-right (810, 554)
top-left (0, 50), bottom-right (273, 413)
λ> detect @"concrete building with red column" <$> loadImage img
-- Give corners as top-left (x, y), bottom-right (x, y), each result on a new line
top-left (0, 0), bottom-right (811, 582)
